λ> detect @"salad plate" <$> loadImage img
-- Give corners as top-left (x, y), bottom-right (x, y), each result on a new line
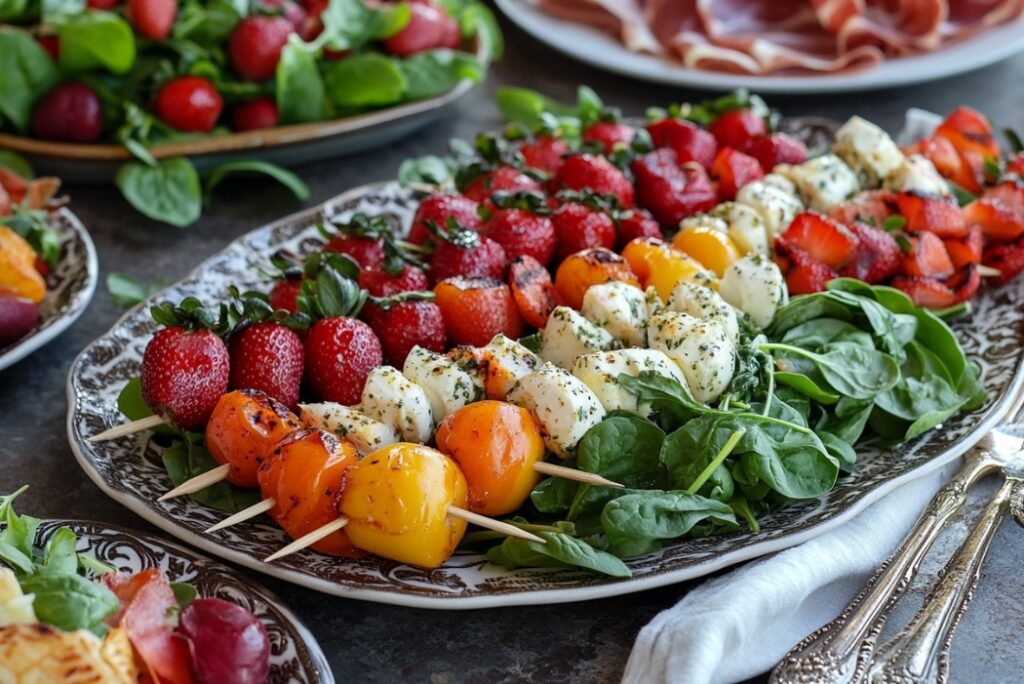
top-left (30, 518), bottom-right (333, 682)
top-left (67, 180), bottom-right (1024, 609)
top-left (0, 207), bottom-right (97, 371)
top-left (495, 0), bottom-right (1024, 94)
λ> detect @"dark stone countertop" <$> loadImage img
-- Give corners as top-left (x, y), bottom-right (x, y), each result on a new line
top-left (3, 16), bottom-right (1024, 683)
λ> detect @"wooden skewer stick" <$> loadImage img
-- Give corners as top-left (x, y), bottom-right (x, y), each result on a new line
top-left (206, 498), bottom-right (276, 533)
top-left (264, 505), bottom-right (546, 563)
top-left (264, 517), bottom-right (350, 563)
top-left (158, 464), bottom-right (230, 502)
top-left (533, 461), bottom-right (623, 488)
top-left (88, 415), bottom-right (166, 443)
top-left (977, 264), bottom-right (1002, 278)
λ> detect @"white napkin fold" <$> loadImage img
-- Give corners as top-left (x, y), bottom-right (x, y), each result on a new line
top-left (622, 459), bottom-right (959, 684)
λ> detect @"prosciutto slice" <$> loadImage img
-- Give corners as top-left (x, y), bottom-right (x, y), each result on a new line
top-left (531, 0), bottom-right (1024, 75)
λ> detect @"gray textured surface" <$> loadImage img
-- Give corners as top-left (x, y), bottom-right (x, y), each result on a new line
top-left (2, 17), bottom-right (1024, 683)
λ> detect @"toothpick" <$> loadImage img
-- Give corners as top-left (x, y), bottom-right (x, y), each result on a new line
top-left (532, 461), bottom-right (624, 488)
top-left (158, 464), bottom-right (230, 502)
top-left (264, 517), bottom-right (350, 562)
top-left (977, 264), bottom-right (1002, 278)
top-left (206, 498), bottom-right (276, 533)
top-left (88, 414), bottom-right (166, 442)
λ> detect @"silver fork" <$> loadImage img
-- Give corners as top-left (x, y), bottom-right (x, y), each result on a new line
top-left (770, 418), bottom-right (1024, 684)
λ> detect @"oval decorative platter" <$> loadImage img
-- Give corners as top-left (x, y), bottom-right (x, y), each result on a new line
top-left (496, 0), bottom-right (1024, 94)
top-left (67, 180), bottom-right (1024, 609)
top-left (0, 207), bottom-right (98, 372)
top-left (34, 519), bottom-right (334, 683)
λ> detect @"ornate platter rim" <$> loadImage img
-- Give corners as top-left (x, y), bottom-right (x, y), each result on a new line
top-left (33, 518), bottom-right (334, 683)
top-left (0, 207), bottom-right (98, 371)
top-left (66, 181), bottom-right (1024, 610)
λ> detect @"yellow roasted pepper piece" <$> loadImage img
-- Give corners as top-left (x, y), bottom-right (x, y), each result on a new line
top-left (621, 237), bottom-right (717, 302)
top-left (0, 227), bottom-right (45, 303)
top-left (671, 225), bottom-right (741, 277)
top-left (339, 443), bottom-right (468, 569)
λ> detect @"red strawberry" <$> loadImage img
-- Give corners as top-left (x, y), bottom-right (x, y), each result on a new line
top-left (32, 82), bottom-right (103, 143)
top-left (646, 118), bottom-right (717, 170)
top-left (909, 135), bottom-right (963, 182)
top-left (709, 110), bottom-right (766, 151)
top-left (944, 224), bottom-right (984, 269)
top-left (358, 264), bottom-right (430, 297)
top-left (269, 278), bottom-right (302, 313)
top-left (484, 207), bottom-right (557, 265)
top-left (964, 183), bottom-right (1024, 242)
top-left (555, 154), bottom-right (634, 207)
top-left (1007, 152), bottom-right (1024, 178)
top-left (746, 133), bottom-right (808, 172)
top-left (323, 235), bottom-right (384, 270)
top-left (229, 15), bottom-right (293, 81)
top-left (891, 266), bottom-right (980, 308)
top-left (551, 201), bottom-right (616, 261)
top-left (982, 240), bottom-right (1024, 286)
top-left (304, 318), bottom-right (382, 404)
top-left (902, 231), bottom-right (955, 278)
top-left (232, 98), bottom-right (279, 132)
top-left (616, 208), bottom-right (661, 248)
top-left (828, 189), bottom-right (897, 226)
top-left (153, 76), bottom-right (223, 133)
top-left (711, 147), bottom-right (764, 201)
top-left (631, 148), bottom-right (717, 228)
top-left (141, 327), bottom-right (230, 431)
top-left (409, 194), bottom-right (481, 246)
top-left (429, 223), bottom-right (508, 283)
top-left (785, 249), bottom-right (837, 295)
top-left (778, 212), bottom-right (859, 270)
top-left (520, 135), bottom-right (569, 175)
top-left (128, 0), bottom-right (177, 39)
top-left (896, 191), bottom-right (967, 238)
top-left (382, 1), bottom-right (456, 56)
top-left (462, 166), bottom-right (541, 204)
top-left (582, 121), bottom-right (636, 154)
top-left (228, 322), bottom-right (304, 408)
top-left (367, 299), bottom-right (446, 366)
top-left (838, 221), bottom-right (901, 284)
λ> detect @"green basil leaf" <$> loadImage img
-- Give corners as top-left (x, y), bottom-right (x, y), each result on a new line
top-left (0, 150), bottom-right (34, 179)
top-left (0, 28), bottom-right (59, 132)
top-left (456, 2), bottom-right (502, 60)
top-left (173, 0), bottom-right (245, 45)
top-left (318, 0), bottom-right (410, 51)
top-left (276, 38), bottom-right (325, 124)
top-left (0, 540), bottom-right (33, 573)
top-left (162, 438), bottom-right (262, 513)
top-left (77, 553), bottom-right (115, 575)
top-left (0, 0), bottom-right (31, 21)
top-left (486, 531), bottom-right (631, 577)
top-left (41, 526), bottom-right (79, 576)
top-left (203, 160), bottom-right (310, 203)
top-left (116, 157), bottom-right (202, 227)
top-left (495, 86), bottom-right (575, 129)
top-left (323, 53), bottom-right (407, 108)
top-left (398, 49), bottom-right (482, 101)
top-left (171, 582), bottom-right (198, 609)
top-left (19, 573), bottom-right (119, 632)
top-left (58, 12), bottom-right (137, 75)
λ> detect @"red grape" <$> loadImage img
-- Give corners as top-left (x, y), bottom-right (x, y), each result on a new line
top-left (178, 598), bottom-right (270, 684)
top-left (0, 297), bottom-right (39, 346)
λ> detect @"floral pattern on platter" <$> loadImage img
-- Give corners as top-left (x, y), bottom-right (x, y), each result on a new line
top-left (0, 208), bottom-right (97, 370)
top-left (67, 181), bottom-right (1024, 609)
top-left (33, 520), bottom-right (333, 683)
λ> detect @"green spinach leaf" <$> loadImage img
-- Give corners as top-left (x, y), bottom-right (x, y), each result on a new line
top-left (323, 53), bottom-right (407, 108)
top-left (601, 490), bottom-right (736, 557)
top-left (276, 38), bottom-right (325, 124)
top-left (203, 160), bottom-right (310, 203)
top-left (162, 438), bottom-right (262, 513)
top-left (399, 49), bottom-right (482, 100)
top-left (116, 157), bottom-right (202, 227)
top-left (0, 28), bottom-right (59, 132)
top-left (19, 573), bottom-right (119, 632)
top-left (58, 12), bottom-right (136, 74)
top-left (486, 531), bottom-right (630, 577)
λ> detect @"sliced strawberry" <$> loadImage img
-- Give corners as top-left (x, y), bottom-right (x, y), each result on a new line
top-left (902, 231), bottom-right (955, 278)
top-left (982, 240), bottom-right (1024, 286)
top-left (964, 183), bottom-right (1024, 242)
top-left (935, 106), bottom-right (1000, 160)
top-left (909, 135), bottom-right (962, 179)
top-left (778, 212), bottom-right (859, 270)
top-left (839, 221), bottom-right (902, 284)
top-left (946, 265), bottom-right (981, 302)
top-left (944, 224), bottom-right (984, 269)
top-left (896, 191), bottom-right (967, 238)
top-left (646, 118), bottom-right (717, 170)
top-left (828, 189), bottom-right (897, 226)
top-left (520, 135), bottom-right (569, 175)
top-left (891, 266), bottom-right (980, 308)
top-left (631, 148), bottom-right (717, 228)
top-left (785, 249), bottom-right (837, 295)
top-left (1007, 151), bottom-right (1024, 178)
top-left (746, 133), bottom-right (808, 172)
top-left (711, 147), bottom-right (764, 201)
top-left (709, 109), bottom-right (766, 152)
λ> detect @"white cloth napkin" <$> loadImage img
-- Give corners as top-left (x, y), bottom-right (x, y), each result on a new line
top-left (622, 459), bottom-right (959, 684)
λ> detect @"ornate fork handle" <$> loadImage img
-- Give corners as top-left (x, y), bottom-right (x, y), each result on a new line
top-left (770, 451), bottom-right (998, 684)
top-left (866, 477), bottom-right (1024, 684)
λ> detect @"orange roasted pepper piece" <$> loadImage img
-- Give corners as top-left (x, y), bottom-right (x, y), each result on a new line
top-left (0, 227), bottom-right (46, 303)
top-left (554, 247), bottom-right (639, 309)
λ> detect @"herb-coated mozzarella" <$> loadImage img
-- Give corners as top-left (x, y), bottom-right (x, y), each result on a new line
top-left (539, 306), bottom-right (615, 369)
top-left (403, 346), bottom-right (482, 421)
top-left (480, 333), bottom-right (540, 399)
top-left (710, 201), bottom-right (769, 256)
top-left (777, 153), bottom-right (860, 213)
top-left (832, 115), bottom-right (906, 187)
top-left (0, 568), bottom-right (36, 627)
top-left (507, 363), bottom-right (606, 457)
top-left (762, 173), bottom-right (798, 195)
top-left (679, 214), bottom-right (728, 233)
top-left (666, 281), bottom-right (739, 343)
top-left (645, 285), bottom-right (665, 317)
top-left (718, 254), bottom-right (788, 329)
top-left (299, 403), bottom-right (400, 455)
top-left (581, 281), bottom-right (648, 348)
top-left (647, 311), bottom-right (735, 404)
top-left (572, 348), bottom-right (688, 416)
top-left (736, 178), bottom-right (804, 238)
top-left (360, 365), bottom-right (435, 443)
top-left (885, 154), bottom-right (951, 196)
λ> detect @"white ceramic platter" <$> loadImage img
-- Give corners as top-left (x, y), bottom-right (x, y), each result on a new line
top-left (66, 180), bottom-right (1024, 609)
top-left (495, 0), bottom-right (1024, 94)
top-left (33, 519), bottom-right (334, 683)
top-left (0, 207), bottom-right (98, 371)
